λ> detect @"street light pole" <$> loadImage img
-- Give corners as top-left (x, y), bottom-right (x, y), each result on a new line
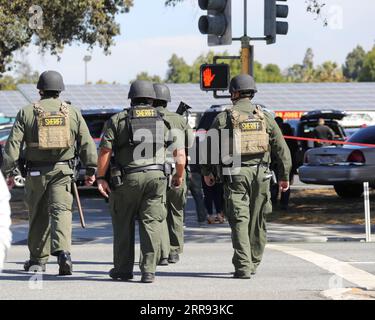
top-left (83, 55), bottom-right (92, 84)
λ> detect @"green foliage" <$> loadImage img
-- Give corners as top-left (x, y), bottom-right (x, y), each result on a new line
top-left (134, 72), bottom-right (162, 83)
top-left (166, 54), bottom-right (192, 83)
top-left (358, 47), bottom-right (375, 82)
top-left (0, 58), bottom-right (38, 90)
top-left (286, 48), bottom-right (345, 83)
top-left (163, 51), bottom-right (286, 84)
top-left (0, 0), bottom-right (133, 74)
top-left (343, 46), bottom-right (366, 81)
top-left (315, 61), bottom-right (346, 82)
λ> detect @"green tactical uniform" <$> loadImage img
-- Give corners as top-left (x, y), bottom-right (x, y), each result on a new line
top-left (1, 98), bottom-right (97, 264)
top-left (202, 98), bottom-right (291, 276)
top-left (100, 108), bottom-right (174, 275)
top-left (156, 107), bottom-right (193, 260)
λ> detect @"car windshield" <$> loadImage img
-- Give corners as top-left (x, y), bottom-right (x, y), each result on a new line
top-left (347, 126), bottom-right (375, 144)
top-left (198, 112), bottom-right (219, 130)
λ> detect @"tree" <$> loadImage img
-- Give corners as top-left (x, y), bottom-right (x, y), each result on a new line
top-left (315, 61), bottom-right (346, 82)
top-left (165, 54), bottom-right (192, 83)
top-left (0, 75), bottom-right (17, 90)
top-left (358, 46), bottom-right (375, 82)
top-left (286, 48), bottom-right (316, 82)
top-left (133, 72), bottom-right (162, 83)
top-left (343, 46), bottom-right (366, 81)
top-left (0, 58), bottom-right (38, 90)
top-left (0, 0), bottom-right (134, 74)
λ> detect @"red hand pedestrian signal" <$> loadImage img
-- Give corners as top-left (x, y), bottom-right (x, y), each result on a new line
top-left (200, 64), bottom-right (229, 91)
top-left (203, 67), bottom-right (216, 87)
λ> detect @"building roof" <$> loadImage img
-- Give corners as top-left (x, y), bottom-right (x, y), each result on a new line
top-left (0, 82), bottom-right (372, 117)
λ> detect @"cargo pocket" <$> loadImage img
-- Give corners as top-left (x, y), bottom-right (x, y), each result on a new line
top-left (224, 177), bottom-right (249, 221)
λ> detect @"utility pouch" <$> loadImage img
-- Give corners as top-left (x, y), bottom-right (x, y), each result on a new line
top-left (110, 166), bottom-right (124, 188)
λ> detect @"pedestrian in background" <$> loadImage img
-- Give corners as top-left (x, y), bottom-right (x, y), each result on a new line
top-left (271, 117), bottom-right (298, 210)
top-left (313, 118), bottom-right (335, 147)
top-left (202, 180), bottom-right (224, 224)
top-left (0, 172), bottom-right (11, 272)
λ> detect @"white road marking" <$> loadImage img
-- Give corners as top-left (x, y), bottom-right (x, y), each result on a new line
top-left (268, 244), bottom-right (375, 291)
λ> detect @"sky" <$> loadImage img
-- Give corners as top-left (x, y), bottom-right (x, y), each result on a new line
top-left (10, 0), bottom-right (375, 84)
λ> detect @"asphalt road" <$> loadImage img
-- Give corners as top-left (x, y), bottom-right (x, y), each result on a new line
top-left (1, 190), bottom-right (375, 300)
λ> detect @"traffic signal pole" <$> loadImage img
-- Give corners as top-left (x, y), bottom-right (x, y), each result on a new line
top-left (198, 0), bottom-right (288, 98)
top-left (239, 0), bottom-right (252, 76)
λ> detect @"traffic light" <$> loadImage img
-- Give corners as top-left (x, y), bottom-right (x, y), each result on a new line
top-left (198, 0), bottom-right (232, 46)
top-left (264, 0), bottom-right (289, 45)
top-left (200, 64), bottom-right (230, 91)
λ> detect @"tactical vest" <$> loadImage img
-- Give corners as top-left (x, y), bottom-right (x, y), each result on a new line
top-left (227, 105), bottom-right (269, 156)
top-left (127, 106), bottom-right (165, 146)
top-left (33, 101), bottom-right (71, 150)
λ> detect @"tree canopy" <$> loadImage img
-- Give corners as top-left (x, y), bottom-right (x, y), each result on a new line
top-left (0, 0), bottom-right (133, 74)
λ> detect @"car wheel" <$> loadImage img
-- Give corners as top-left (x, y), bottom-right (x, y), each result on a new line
top-left (14, 174), bottom-right (26, 188)
top-left (334, 184), bottom-right (363, 199)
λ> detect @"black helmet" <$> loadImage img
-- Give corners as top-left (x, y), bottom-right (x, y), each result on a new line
top-left (229, 74), bottom-right (257, 94)
top-left (153, 83), bottom-right (171, 102)
top-left (128, 80), bottom-right (156, 100)
top-left (37, 71), bottom-right (65, 91)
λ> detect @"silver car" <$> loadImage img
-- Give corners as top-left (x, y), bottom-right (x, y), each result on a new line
top-left (299, 125), bottom-right (375, 198)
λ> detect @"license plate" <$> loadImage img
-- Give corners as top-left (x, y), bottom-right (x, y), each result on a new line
top-left (318, 156), bottom-right (336, 165)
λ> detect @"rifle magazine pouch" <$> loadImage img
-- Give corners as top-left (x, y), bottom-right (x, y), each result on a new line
top-left (34, 102), bottom-right (71, 150)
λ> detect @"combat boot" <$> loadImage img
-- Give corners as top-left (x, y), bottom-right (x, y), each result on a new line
top-left (141, 272), bottom-right (155, 283)
top-left (168, 253), bottom-right (179, 264)
top-left (57, 251), bottom-right (73, 276)
top-left (24, 260), bottom-right (46, 272)
top-left (158, 258), bottom-right (169, 266)
top-left (233, 271), bottom-right (251, 279)
top-left (109, 268), bottom-right (134, 281)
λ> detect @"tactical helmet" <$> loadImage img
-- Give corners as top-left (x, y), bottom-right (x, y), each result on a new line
top-left (229, 74), bottom-right (257, 94)
top-left (153, 83), bottom-right (171, 102)
top-left (37, 71), bottom-right (65, 91)
top-left (128, 80), bottom-right (156, 100)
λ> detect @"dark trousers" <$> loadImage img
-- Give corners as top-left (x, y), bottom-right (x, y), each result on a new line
top-left (202, 180), bottom-right (224, 216)
top-left (270, 184), bottom-right (290, 208)
top-left (188, 172), bottom-right (208, 223)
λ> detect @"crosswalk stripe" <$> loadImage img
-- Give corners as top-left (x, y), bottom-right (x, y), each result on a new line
top-left (268, 244), bottom-right (375, 290)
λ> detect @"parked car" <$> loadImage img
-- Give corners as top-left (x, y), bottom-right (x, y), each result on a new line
top-left (299, 125), bottom-right (375, 198)
top-left (0, 126), bottom-right (26, 188)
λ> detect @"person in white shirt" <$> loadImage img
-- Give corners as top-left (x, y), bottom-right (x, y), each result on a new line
top-left (0, 172), bottom-right (11, 272)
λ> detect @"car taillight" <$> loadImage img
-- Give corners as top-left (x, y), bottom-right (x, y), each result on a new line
top-left (347, 150), bottom-right (365, 163)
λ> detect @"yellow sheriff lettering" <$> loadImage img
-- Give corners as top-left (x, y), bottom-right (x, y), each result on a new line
top-left (241, 121), bottom-right (261, 131)
top-left (135, 109), bottom-right (155, 117)
top-left (44, 117), bottom-right (64, 126)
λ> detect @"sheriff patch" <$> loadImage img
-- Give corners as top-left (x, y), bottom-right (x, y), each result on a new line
top-left (240, 121), bottom-right (262, 132)
top-left (134, 108), bottom-right (156, 118)
top-left (42, 117), bottom-right (66, 127)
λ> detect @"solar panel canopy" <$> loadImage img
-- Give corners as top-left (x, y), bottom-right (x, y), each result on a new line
top-left (0, 82), bottom-right (373, 117)
top-left (0, 91), bottom-right (29, 117)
